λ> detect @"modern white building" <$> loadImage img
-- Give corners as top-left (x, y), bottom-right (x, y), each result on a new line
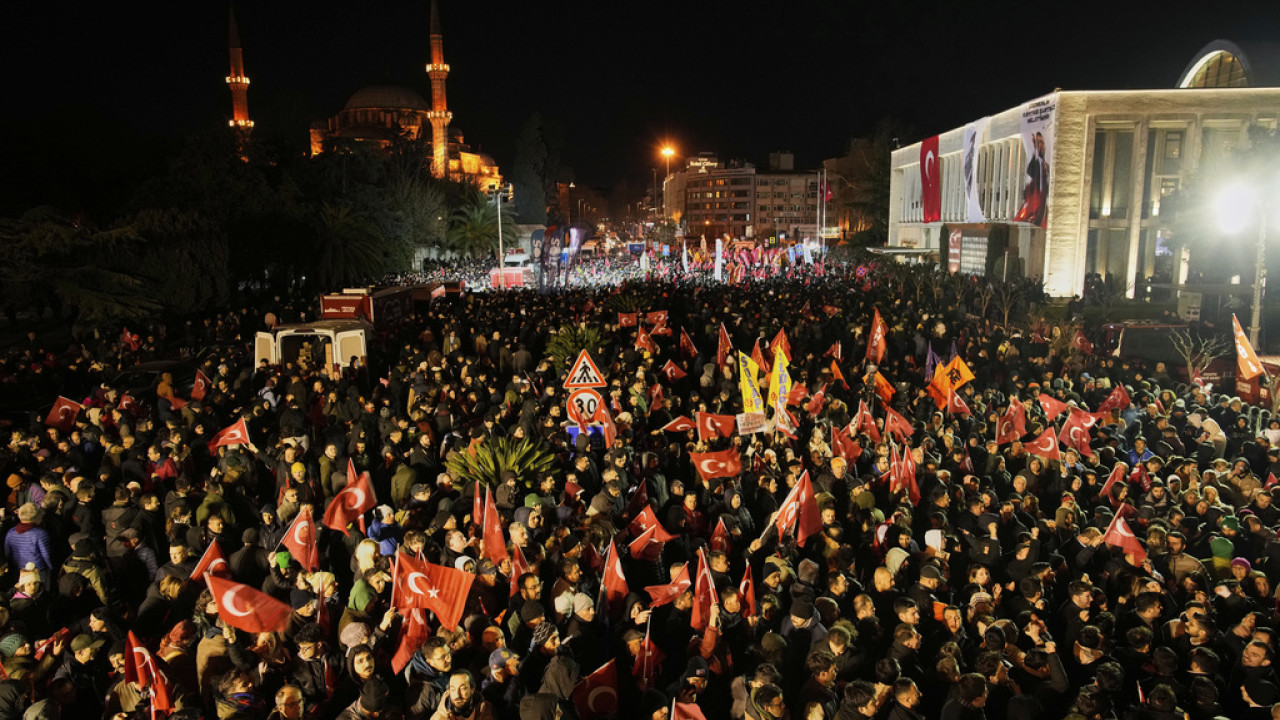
top-left (888, 40), bottom-right (1280, 298)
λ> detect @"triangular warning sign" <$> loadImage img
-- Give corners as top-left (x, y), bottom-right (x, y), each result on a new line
top-left (564, 350), bottom-right (607, 389)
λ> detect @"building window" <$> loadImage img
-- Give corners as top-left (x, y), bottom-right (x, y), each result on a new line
top-left (1164, 131), bottom-right (1182, 160)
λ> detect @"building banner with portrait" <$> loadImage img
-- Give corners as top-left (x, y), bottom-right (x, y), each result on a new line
top-left (962, 117), bottom-right (989, 224)
top-left (1013, 95), bottom-right (1056, 228)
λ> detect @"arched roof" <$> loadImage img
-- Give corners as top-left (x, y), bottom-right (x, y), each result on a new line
top-left (344, 85), bottom-right (430, 111)
top-left (1178, 39), bottom-right (1280, 89)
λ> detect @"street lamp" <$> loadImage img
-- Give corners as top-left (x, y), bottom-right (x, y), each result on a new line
top-left (1217, 182), bottom-right (1267, 346)
top-left (660, 146), bottom-right (675, 218)
top-left (488, 183), bottom-right (511, 289)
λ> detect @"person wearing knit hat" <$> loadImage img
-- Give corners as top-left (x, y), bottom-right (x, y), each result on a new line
top-left (1231, 557), bottom-right (1254, 582)
top-left (0, 634), bottom-right (28, 659)
top-left (530, 621), bottom-right (558, 653)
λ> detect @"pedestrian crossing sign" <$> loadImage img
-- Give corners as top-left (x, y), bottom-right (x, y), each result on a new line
top-left (564, 350), bottom-right (607, 389)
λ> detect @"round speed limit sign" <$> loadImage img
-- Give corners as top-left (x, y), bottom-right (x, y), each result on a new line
top-left (566, 388), bottom-right (604, 426)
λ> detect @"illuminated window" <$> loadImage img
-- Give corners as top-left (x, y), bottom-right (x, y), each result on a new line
top-left (1181, 51), bottom-right (1248, 88)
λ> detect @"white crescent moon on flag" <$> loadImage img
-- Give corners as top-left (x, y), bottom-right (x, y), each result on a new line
top-left (293, 520), bottom-right (311, 546)
top-left (925, 150), bottom-right (936, 180)
top-left (1114, 521), bottom-right (1134, 538)
top-left (588, 686), bottom-right (618, 712)
top-left (208, 558), bottom-right (228, 575)
top-left (345, 488), bottom-right (366, 509)
top-left (222, 588), bottom-right (252, 617)
top-left (407, 572), bottom-right (431, 596)
top-left (698, 460), bottom-right (725, 476)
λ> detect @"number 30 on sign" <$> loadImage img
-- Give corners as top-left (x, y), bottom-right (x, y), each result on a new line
top-left (566, 389), bottom-right (604, 427)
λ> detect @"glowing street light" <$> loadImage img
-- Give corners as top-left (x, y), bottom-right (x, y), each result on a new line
top-left (1216, 182), bottom-right (1267, 346)
top-left (661, 146), bottom-right (676, 218)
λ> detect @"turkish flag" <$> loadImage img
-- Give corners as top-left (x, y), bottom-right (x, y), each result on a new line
top-left (636, 326), bottom-right (657, 354)
top-left (775, 471), bottom-right (822, 545)
top-left (946, 391), bottom-right (972, 417)
top-left (831, 361), bottom-right (849, 390)
top-left (472, 481), bottom-right (484, 528)
top-left (190, 539), bottom-right (230, 583)
top-left (996, 402), bottom-right (1027, 445)
top-left (786, 383), bottom-right (808, 407)
top-left (1071, 331), bottom-right (1093, 355)
top-left (124, 631), bottom-right (161, 689)
top-left (597, 405), bottom-right (618, 448)
top-left (33, 628), bottom-right (71, 662)
top-left (625, 480), bottom-right (651, 520)
top-left (118, 392), bottom-right (141, 418)
top-left (191, 369), bottom-right (211, 401)
top-left (601, 540), bottom-right (629, 617)
top-left (867, 308), bottom-right (888, 364)
top-left (673, 702), bottom-right (708, 720)
top-left (391, 552), bottom-right (474, 630)
top-left (823, 342), bottom-right (842, 360)
top-left (689, 449), bottom-right (742, 480)
top-left (696, 412), bottom-right (736, 442)
top-left (1025, 426), bottom-right (1062, 462)
top-left (322, 470), bottom-right (376, 531)
top-left (691, 548), bottom-right (719, 631)
top-left (121, 327), bottom-right (141, 352)
top-left (628, 506), bottom-right (676, 542)
top-left (1235, 314), bottom-right (1265, 380)
top-left (628, 524), bottom-right (665, 562)
top-left (647, 383), bottom-right (664, 414)
top-left (709, 518), bottom-right (731, 553)
top-left (832, 425), bottom-right (862, 463)
top-left (920, 135), bottom-right (941, 222)
top-left (680, 327), bottom-right (698, 359)
top-left (1058, 409), bottom-right (1097, 459)
top-left (482, 485), bottom-right (508, 563)
top-left (805, 384), bottom-right (828, 416)
top-left (206, 575), bottom-right (292, 633)
top-left (167, 395), bottom-right (188, 412)
top-left (509, 544), bottom-right (530, 598)
top-left (1103, 514), bottom-right (1147, 562)
top-left (661, 361), bottom-right (687, 383)
top-left (646, 310), bottom-right (668, 327)
top-left (645, 562), bottom-right (691, 607)
top-left (391, 608), bottom-right (430, 674)
top-left (883, 406), bottom-right (914, 444)
top-left (580, 539), bottom-right (604, 575)
top-left (632, 620), bottom-right (665, 680)
top-left (281, 505), bottom-right (320, 572)
top-left (717, 323), bottom-right (733, 368)
top-left (207, 417), bottom-right (250, 453)
top-left (890, 444), bottom-right (921, 506)
top-left (1099, 461), bottom-right (1129, 500)
top-left (1096, 385), bottom-right (1131, 415)
top-left (739, 564), bottom-right (756, 617)
top-left (853, 400), bottom-right (882, 443)
top-left (573, 660), bottom-right (620, 720)
top-left (770, 328), bottom-right (791, 364)
top-left (1038, 393), bottom-right (1067, 423)
top-left (618, 312), bottom-right (638, 327)
top-left (44, 396), bottom-right (83, 433)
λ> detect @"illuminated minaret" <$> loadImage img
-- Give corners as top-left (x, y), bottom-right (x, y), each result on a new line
top-left (227, 7), bottom-right (253, 132)
top-left (425, 0), bottom-right (452, 179)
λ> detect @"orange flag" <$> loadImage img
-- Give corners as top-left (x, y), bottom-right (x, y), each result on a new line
top-left (1234, 314), bottom-right (1265, 381)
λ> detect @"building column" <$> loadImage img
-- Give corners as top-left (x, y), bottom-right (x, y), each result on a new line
top-left (1125, 120), bottom-right (1149, 298)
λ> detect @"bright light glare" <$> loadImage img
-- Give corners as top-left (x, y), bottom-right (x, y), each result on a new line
top-left (1217, 183), bottom-right (1255, 234)
top-left (661, 146), bottom-right (675, 158)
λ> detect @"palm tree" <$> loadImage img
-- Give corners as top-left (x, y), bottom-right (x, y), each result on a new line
top-left (445, 191), bottom-right (518, 259)
top-left (312, 202), bottom-right (388, 288)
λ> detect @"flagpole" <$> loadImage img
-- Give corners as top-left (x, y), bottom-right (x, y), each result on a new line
top-left (390, 551), bottom-right (400, 608)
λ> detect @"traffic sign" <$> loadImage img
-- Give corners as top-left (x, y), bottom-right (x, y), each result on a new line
top-left (564, 350), bottom-right (606, 389)
top-left (566, 389), bottom-right (604, 426)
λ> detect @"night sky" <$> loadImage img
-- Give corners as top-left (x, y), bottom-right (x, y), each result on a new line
top-left (4, 0), bottom-right (1280, 215)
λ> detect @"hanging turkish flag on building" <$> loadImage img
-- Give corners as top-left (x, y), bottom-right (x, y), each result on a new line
top-left (689, 449), bottom-right (742, 480)
top-left (1103, 514), bottom-right (1147, 562)
top-left (482, 485), bottom-right (508, 563)
top-left (601, 540), bottom-right (629, 617)
top-left (645, 563), bottom-right (691, 607)
top-left (739, 564), bottom-right (756, 617)
top-left (920, 135), bottom-right (941, 223)
top-left (44, 396), bottom-right (83, 433)
top-left (680, 327), bottom-right (698, 359)
top-left (996, 402), bottom-right (1027, 445)
top-left (709, 518), bottom-right (731, 553)
top-left (1038, 393), bottom-right (1067, 423)
top-left (1071, 331), bottom-right (1093, 355)
top-left (661, 361), bottom-right (687, 383)
top-left (391, 608), bottom-right (430, 674)
top-left (618, 312), bottom-right (638, 327)
top-left (1235, 314), bottom-right (1265, 380)
top-left (717, 323), bottom-right (733, 368)
top-left (867, 308), bottom-right (888, 364)
top-left (661, 415), bottom-right (696, 433)
top-left (1025, 426), bottom-right (1062, 462)
top-left (1099, 461), bottom-right (1129, 500)
top-left (774, 471), bottom-right (822, 545)
top-left (322, 470), bottom-right (376, 531)
top-left (190, 539), bottom-right (230, 583)
top-left (696, 412), bottom-right (736, 442)
top-left (391, 553), bottom-right (474, 630)
top-left (572, 660), bottom-right (620, 720)
top-left (207, 417), bottom-right (251, 453)
top-left (853, 400), bottom-right (882, 443)
top-left (691, 548), bottom-right (720, 631)
top-left (206, 574), bottom-right (292, 633)
top-left (281, 505), bottom-right (320, 572)
top-left (191, 369), bottom-right (212, 401)
top-left (628, 506), bottom-right (677, 542)
top-left (1096, 385), bottom-right (1132, 415)
top-left (883, 406), bottom-right (914, 444)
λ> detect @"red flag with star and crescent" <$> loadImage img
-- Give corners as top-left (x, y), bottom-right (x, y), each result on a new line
top-left (205, 574), bottom-right (292, 633)
top-left (1100, 461), bottom-right (1130, 500)
top-left (207, 417), bottom-right (250, 453)
top-left (709, 517), bottom-right (731, 553)
top-left (482, 485), bottom-right (508, 563)
top-left (509, 544), bottom-right (530, 598)
top-left (853, 400), bottom-right (882, 443)
top-left (996, 402), bottom-right (1027, 445)
top-left (322, 470), bottom-right (376, 531)
top-left (391, 608), bottom-right (430, 674)
top-left (636, 326), bottom-right (657, 355)
top-left (1103, 513), bottom-right (1147, 562)
top-left (628, 506), bottom-right (677, 542)
top-left (739, 564), bottom-right (757, 617)
top-left (44, 396), bottom-right (83, 433)
top-left (883, 406), bottom-right (914, 445)
top-left (921, 135), bottom-right (941, 222)
top-left (691, 547), bottom-right (720, 631)
top-left (391, 552), bottom-right (474, 630)
top-left (645, 563), bottom-right (691, 607)
top-left (280, 504), bottom-right (320, 572)
top-left (1025, 426), bottom-right (1063, 462)
top-left (190, 539), bottom-right (230, 583)
top-left (696, 412), bottom-right (736, 442)
top-left (1058, 409), bottom-right (1097, 459)
top-left (832, 424), bottom-right (863, 463)
top-left (1038, 393), bottom-right (1067, 423)
top-left (690, 449), bottom-right (742, 480)
top-left (601, 540), bottom-right (629, 617)
top-left (661, 415), bottom-right (696, 433)
top-left (1096, 385), bottom-right (1131, 415)
top-left (1071, 330), bottom-right (1093, 355)
top-left (661, 361), bottom-right (687, 383)
top-left (717, 323), bottom-right (733, 368)
top-left (774, 471), bottom-right (822, 546)
top-left (573, 660), bottom-right (620, 720)
top-left (680, 327), bottom-right (698, 360)
top-left (867, 308), bottom-right (888, 364)
top-left (805, 384), bottom-right (828, 416)
top-left (191, 369), bottom-right (211, 401)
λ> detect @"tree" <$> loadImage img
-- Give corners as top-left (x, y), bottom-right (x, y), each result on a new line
top-left (992, 280), bottom-right (1023, 329)
top-left (843, 119), bottom-right (911, 246)
top-left (444, 191), bottom-right (517, 259)
top-left (311, 203), bottom-right (388, 289)
top-left (1169, 328), bottom-right (1232, 384)
top-left (128, 208), bottom-right (230, 315)
top-left (511, 113), bottom-right (549, 225)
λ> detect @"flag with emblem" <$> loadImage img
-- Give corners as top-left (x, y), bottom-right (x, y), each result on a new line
top-left (738, 351), bottom-right (764, 414)
top-left (645, 563), bottom-right (691, 607)
top-left (680, 327), bottom-right (698, 360)
top-left (1037, 393), bottom-right (1067, 423)
top-left (191, 369), bottom-right (212, 401)
top-left (853, 400), bottom-right (882, 443)
top-left (996, 402), bottom-right (1027, 445)
top-left (661, 415), bottom-right (696, 433)
top-left (190, 539), bottom-right (229, 583)
top-left (774, 471), bottom-right (822, 546)
top-left (44, 396), bottom-right (83, 433)
top-left (739, 564), bottom-right (756, 617)
top-left (391, 553), bottom-right (474, 630)
top-left (646, 310), bottom-right (668, 327)
top-left (1099, 461), bottom-right (1129, 500)
top-left (628, 524), bottom-right (665, 562)
top-left (696, 412), bottom-right (736, 442)
top-left (509, 544), bottom-right (530, 598)
top-left (691, 548), bottom-right (720, 631)
top-left (600, 540), bottom-right (629, 617)
top-left (619, 312), bottom-right (638, 327)
top-left (1234, 314), bottom-right (1265, 380)
top-left (770, 328), bottom-right (791, 364)
top-left (1071, 330), bottom-right (1093, 355)
top-left (322, 469), bottom-right (376, 531)
top-left (689, 449), bottom-right (742, 480)
top-left (766, 346), bottom-right (791, 409)
top-left (391, 608), bottom-right (430, 674)
top-left (482, 486), bottom-right (508, 563)
top-left (636, 326), bottom-right (657, 355)
top-left (1096, 384), bottom-right (1131, 415)
top-left (1025, 426), bottom-right (1062, 462)
top-left (1103, 513), bottom-right (1147, 562)
top-left (661, 361), bottom-right (687, 383)
top-left (628, 506), bottom-right (677, 542)
top-left (883, 406), bottom-right (914, 444)
top-left (831, 425), bottom-right (862, 463)
top-left (1058, 409), bottom-right (1097, 459)
top-left (717, 323), bottom-right (733, 368)
top-left (709, 517), bottom-right (731, 553)
top-left (751, 338), bottom-right (771, 376)
top-left (280, 505), bottom-right (319, 572)
top-left (805, 384), bottom-right (828, 416)
top-left (205, 575), bottom-right (292, 633)
top-left (573, 660), bottom-right (620, 720)
top-left (867, 308), bottom-right (888, 363)
top-left (207, 417), bottom-right (251, 453)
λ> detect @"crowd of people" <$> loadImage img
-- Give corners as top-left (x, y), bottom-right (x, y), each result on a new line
top-left (0, 260), bottom-right (1278, 720)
